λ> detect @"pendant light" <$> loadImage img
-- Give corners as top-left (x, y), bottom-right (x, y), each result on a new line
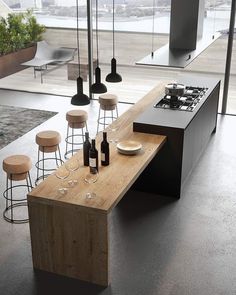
top-left (106, 0), bottom-right (122, 82)
top-left (71, 0), bottom-right (90, 105)
top-left (151, 0), bottom-right (155, 58)
top-left (212, 0), bottom-right (217, 39)
top-left (91, 0), bottom-right (107, 94)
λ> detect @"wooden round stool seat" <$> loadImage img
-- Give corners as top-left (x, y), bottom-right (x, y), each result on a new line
top-left (36, 130), bottom-right (61, 153)
top-left (97, 93), bottom-right (119, 133)
top-left (35, 131), bottom-right (63, 185)
top-left (3, 155), bottom-right (32, 181)
top-left (66, 110), bottom-right (88, 129)
top-left (65, 110), bottom-right (88, 159)
top-left (99, 94), bottom-right (118, 111)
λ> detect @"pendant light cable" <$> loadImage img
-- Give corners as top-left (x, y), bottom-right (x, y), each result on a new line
top-left (112, 0), bottom-right (115, 58)
top-left (151, 0), bottom-right (156, 57)
top-left (91, 0), bottom-right (107, 93)
top-left (212, 0), bottom-right (217, 39)
top-left (71, 0), bottom-right (90, 105)
top-left (95, 0), bottom-right (99, 67)
top-left (105, 0), bottom-right (122, 83)
top-left (76, 0), bottom-right (81, 76)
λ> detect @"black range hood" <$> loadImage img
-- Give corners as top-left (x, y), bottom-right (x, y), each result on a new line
top-left (136, 0), bottom-right (221, 68)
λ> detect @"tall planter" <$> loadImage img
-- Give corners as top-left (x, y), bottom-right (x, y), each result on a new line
top-left (0, 45), bottom-right (36, 79)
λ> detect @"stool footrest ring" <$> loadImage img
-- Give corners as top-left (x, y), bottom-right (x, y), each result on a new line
top-left (3, 202), bottom-right (29, 224)
top-left (3, 184), bottom-right (33, 202)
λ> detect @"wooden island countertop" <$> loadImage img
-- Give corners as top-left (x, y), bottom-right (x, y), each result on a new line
top-left (27, 81), bottom-right (168, 286)
top-left (28, 81), bottom-right (167, 214)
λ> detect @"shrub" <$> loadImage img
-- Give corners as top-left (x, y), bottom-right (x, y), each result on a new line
top-left (0, 10), bottom-right (45, 56)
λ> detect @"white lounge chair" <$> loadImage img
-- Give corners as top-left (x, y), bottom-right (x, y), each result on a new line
top-left (22, 41), bottom-right (77, 83)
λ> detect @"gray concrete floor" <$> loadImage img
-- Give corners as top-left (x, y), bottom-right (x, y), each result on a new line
top-left (0, 89), bottom-right (236, 295)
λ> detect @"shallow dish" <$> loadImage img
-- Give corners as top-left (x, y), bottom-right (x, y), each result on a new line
top-left (117, 140), bottom-right (142, 155)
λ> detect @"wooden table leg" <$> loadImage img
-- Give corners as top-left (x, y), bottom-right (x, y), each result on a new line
top-left (28, 200), bottom-right (109, 286)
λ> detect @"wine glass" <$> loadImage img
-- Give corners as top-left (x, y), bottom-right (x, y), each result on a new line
top-left (107, 122), bottom-right (120, 143)
top-left (65, 158), bottom-right (79, 187)
top-left (55, 166), bottom-right (70, 194)
top-left (84, 168), bottom-right (98, 199)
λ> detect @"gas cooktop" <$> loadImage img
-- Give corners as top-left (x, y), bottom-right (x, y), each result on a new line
top-left (154, 86), bottom-right (208, 112)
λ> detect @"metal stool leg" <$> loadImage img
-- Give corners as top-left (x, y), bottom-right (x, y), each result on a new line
top-left (65, 124), bottom-right (70, 156)
top-left (55, 144), bottom-right (62, 167)
top-left (58, 145), bottom-right (63, 164)
top-left (72, 124), bottom-right (75, 156)
top-left (26, 172), bottom-right (33, 192)
top-left (81, 127), bottom-right (85, 143)
top-left (65, 123), bottom-right (87, 158)
top-left (103, 109), bottom-right (106, 130)
top-left (3, 173), bottom-right (32, 223)
top-left (97, 106), bottom-right (101, 134)
top-left (116, 105), bottom-right (119, 118)
top-left (5, 176), bottom-right (8, 217)
top-left (55, 151), bottom-right (59, 167)
top-left (10, 176), bottom-right (13, 222)
top-left (42, 148), bottom-right (45, 180)
top-left (36, 148), bottom-right (40, 183)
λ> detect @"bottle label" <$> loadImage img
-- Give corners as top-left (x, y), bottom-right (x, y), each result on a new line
top-left (89, 158), bottom-right (96, 168)
top-left (101, 153), bottom-right (105, 162)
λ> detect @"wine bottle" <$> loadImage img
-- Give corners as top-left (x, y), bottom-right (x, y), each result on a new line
top-left (83, 132), bottom-right (91, 166)
top-left (89, 139), bottom-right (98, 173)
top-left (101, 132), bottom-right (109, 166)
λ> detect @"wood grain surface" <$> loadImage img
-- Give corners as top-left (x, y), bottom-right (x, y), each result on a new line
top-left (27, 82), bottom-right (167, 285)
top-left (28, 201), bottom-right (109, 285)
top-left (28, 82), bottom-right (167, 214)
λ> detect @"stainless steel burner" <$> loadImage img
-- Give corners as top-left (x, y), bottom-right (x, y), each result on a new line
top-left (154, 86), bottom-right (208, 112)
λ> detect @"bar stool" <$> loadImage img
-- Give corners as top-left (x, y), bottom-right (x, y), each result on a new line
top-left (65, 110), bottom-right (88, 159)
top-left (97, 93), bottom-right (118, 134)
top-left (2, 155), bottom-right (33, 223)
top-left (35, 130), bottom-right (63, 185)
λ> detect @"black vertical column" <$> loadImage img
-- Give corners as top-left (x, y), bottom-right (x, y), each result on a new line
top-left (221, 0), bottom-right (236, 114)
top-left (87, 0), bottom-right (93, 99)
top-left (169, 0), bottom-right (202, 50)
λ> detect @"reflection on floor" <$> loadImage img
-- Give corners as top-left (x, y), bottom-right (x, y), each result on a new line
top-left (0, 90), bottom-right (236, 295)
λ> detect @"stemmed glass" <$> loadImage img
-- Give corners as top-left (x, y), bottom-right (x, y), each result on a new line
top-left (107, 121), bottom-right (120, 143)
top-left (55, 166), bottom-right (70, 194)
top-left (65, 158), bottom-right (79, 187)
top-left (84, 168), bottom-right (98, 199)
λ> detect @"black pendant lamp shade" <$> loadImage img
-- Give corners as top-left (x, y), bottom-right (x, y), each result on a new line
top-left (71, 0), bottom-right (90, 105)
top-left (106, 0), bottom-right (122, 83)
top-left (91, 67), bottom-right (107, 93)
top-left (106, 57), bottom-right (122, 82)
top-left (91, 0), bottom-right (107, 94)
top-left (71, 77), bottom-right (90, 105)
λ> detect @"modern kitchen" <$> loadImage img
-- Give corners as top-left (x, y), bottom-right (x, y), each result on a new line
top-left (0, 0), bottom-right (236, 294)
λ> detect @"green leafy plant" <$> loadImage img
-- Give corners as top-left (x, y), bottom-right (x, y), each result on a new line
top-left (0, 10), bottom-right (45, 56)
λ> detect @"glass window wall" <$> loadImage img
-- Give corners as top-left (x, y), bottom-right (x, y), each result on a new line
top-left (1, 0), bottom-right (235, 112)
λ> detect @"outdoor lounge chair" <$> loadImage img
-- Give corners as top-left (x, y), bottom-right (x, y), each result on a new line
top-left (21, 41), bottom-right (76, 83)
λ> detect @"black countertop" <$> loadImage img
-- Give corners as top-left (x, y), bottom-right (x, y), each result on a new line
top-left (134, 76), bottom-right (221, 130)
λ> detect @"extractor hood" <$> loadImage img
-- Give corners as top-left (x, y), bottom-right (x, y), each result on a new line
top-left (136, 0), bottom-right (221, 68)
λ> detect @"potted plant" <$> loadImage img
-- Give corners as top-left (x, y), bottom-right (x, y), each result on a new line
top-left (0, 10), bottom-right (45, 78)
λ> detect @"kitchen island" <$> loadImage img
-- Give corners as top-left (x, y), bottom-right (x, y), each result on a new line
top-left (133, 76), bottom-right (220, 198)
top-left (27, 82), bottom-right (167, 286)
top-left (28, 76), bottom-right (220, 286)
